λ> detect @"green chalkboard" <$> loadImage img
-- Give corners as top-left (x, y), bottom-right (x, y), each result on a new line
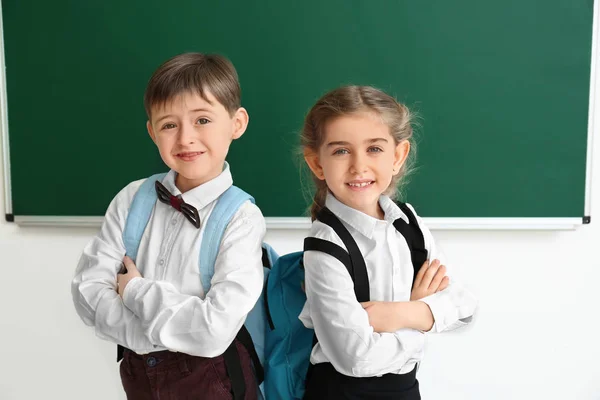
top-left (2, 1), bottom-right (593, 220)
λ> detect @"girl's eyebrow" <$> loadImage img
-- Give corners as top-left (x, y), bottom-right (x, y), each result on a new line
top-left (366, 138), bottom-right (388, 144)
top-left (326, 138), bottom-right (388, 147)
top-left (326, 140), bottom-right (350, 147)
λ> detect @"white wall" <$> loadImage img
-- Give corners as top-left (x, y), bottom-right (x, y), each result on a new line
top-left (2, 23), bottom-right (600, 400)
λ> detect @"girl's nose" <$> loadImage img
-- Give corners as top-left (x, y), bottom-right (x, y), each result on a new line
top-left (350, 153), bottom-right (368, 174)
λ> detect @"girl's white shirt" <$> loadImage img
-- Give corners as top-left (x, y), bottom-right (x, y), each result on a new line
top-left (299, 193), bottom-right (477, 377)
top-left (72, 163), bottom-right (266, 357)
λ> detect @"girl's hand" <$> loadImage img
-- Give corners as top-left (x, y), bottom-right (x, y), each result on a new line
top-left (361, 301), bottom-right (401, 333)
top-left (117, 256), bottom-right (142, 299)
top-left (410, 259), bottom-right (449, 301)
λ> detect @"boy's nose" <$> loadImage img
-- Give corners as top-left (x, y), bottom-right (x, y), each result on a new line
top-left (178, 123), bottom-right (196, 145)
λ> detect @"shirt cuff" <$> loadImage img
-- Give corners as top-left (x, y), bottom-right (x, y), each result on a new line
top-left (122, 276), bottom-right (145, 315)
top-left (419, 294), bottom-right (456, 333)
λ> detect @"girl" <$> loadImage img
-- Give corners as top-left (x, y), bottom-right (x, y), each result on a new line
top-left (298, 85), bottom-right (477, 399)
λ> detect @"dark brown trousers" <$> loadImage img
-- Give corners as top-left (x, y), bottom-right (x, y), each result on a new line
top-left (120, 341), bottom-right (258, 400)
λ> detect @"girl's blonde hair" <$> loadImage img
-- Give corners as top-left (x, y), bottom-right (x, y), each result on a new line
top-left (301, 85), bottom-right (416, 220)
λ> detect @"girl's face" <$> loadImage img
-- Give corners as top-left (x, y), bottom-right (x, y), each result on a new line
top-left (305, 111), bottom-right (410, 219)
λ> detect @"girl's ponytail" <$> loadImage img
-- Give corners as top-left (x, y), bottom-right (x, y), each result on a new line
top-left (310, 181), bottom-right (328, 221)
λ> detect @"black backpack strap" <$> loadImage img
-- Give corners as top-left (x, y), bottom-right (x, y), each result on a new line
top-left (223, 336), bottom-right (246, 400)
top-left (393, 202), bottom-right (429, 283)
top-left (303, 223), bottom-right (369, 384)
top-left (236, 325), bottom-right (264, 384)
top-left (223, 248), bottom-right (273, 399)
top-left (304, 237), bottom-right (352, 273)
top-left (117, 344), bottom-right (125, 362)
top-left (315, 208), bottom-right (370, 303)
top-left (223, 325), bottom-right (267, 400)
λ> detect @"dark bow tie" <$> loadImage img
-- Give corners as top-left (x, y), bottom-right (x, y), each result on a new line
top-left (155, 181), bottom-right (201, 228)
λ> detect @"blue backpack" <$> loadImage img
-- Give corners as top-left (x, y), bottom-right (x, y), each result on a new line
top-left (119, 173), bottom-right (427, 400)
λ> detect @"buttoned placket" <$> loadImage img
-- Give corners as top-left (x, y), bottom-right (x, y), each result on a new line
top-left (157, 207), bottom-right (184, 280)
top-left (387, 223), bottom-right (403, 301)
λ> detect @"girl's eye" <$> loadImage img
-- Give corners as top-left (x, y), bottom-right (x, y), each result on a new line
top-left (333, 148), bottom-right (349, 155)
top-left (197, 118), bottom-right (210, 125)
top-left (368, 146), bottom-right (383, 153)
top-left (162, 123), bottom-right (176, 130)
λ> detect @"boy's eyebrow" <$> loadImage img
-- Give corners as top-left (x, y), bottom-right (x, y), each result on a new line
top-left (153, 108), bottom-right (216, 124)
top-left (326, 138), bottom-right (388, 147)
top-left (154, 114), bottom-right (174, 125)
top-left (190, 108), bottom-right (215, 114)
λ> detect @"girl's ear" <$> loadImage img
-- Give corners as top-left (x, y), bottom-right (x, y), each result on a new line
top-left (147, 121), bottom-right (157, 144)
top-left (304, 149), bottom-right (326, 180)
top-left (231, 107), bottom-right (249, 140)
top-left (393, 140), bottom-right (411, 175)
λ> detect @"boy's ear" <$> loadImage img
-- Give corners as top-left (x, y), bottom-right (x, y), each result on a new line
top-left (231, 107), bottom-right (249, 140)
top-left (147, 121), bottom-right (157, 144)
top-left (393, 140), bottom-right (411, 175)
top-left (304, 149), bottom-right (325, 180)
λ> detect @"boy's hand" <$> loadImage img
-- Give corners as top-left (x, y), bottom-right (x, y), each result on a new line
top-left (117, 256), bottom-right (142, 299)
top-left (410, 259), bottom-right (449, 301)
top-left (361, 301), bottom-right (401, 333)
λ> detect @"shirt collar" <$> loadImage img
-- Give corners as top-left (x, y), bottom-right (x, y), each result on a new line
top-left (161, 162), bottom-right (233, 211)
top-left (324, 192), bottom-right (409, 239)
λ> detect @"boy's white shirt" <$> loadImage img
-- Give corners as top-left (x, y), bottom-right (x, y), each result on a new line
top-left (298, 193), bottom-right (477, 378)
top-left (71, 163), bottom-right (266, 357)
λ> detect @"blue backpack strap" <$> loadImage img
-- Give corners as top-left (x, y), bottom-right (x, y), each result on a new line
top-left (199, 185), bottom-right (254, 296)
top-left (117, 172), bottom-right (166, 363)
top-left (199, 186), bottom-right (257, 400)
top-left (122, 173), bottom-right (167, 262)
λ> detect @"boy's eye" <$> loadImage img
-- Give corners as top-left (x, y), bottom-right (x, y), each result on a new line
top-left (333, 148), bottom-right (349, 155)
top-left (197, 118), bottom-right (210, 125)
top-left (162, 123), bottom-right (176, 130)
top-left (368, 146), bottom-right (383, 153)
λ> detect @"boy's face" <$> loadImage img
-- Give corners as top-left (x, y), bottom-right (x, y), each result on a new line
top-left (147, 91), bottom-right (248, 192)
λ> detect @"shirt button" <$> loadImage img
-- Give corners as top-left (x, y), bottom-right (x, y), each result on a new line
top-left (146, 357), bottom-right (157, 367)
top-left (171, 219), bottom-right (177, 225)
top-left (159, 259), bottom-right (165, 266)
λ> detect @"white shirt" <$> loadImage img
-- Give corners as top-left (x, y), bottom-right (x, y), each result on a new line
top-left (72, 163), bottom-right (266, 357)
top-left (298, 193), bottom-right (477, 377)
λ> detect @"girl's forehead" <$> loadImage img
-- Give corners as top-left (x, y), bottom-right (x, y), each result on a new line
top-left (323, 111), bottom-right (391, 140)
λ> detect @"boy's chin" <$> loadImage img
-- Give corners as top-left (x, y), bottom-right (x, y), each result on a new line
top-left (173, 166), bottom-right (222, 187)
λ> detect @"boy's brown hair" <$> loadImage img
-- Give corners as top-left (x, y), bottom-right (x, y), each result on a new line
top-left (144, 52), bottom-right (241, 119)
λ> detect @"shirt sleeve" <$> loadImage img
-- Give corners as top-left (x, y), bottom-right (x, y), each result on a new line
top-left (122, 202), bottom-right (266, 357)
top-left (71, 180), bottom-right (156, 353)
top-left (407, 204), bottom-right (478, 333)
top-left (302, 224), bottom-right (426, 377)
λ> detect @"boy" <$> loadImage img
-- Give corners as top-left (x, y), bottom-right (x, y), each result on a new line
top-left (72, 53), bottom-right (265, 399)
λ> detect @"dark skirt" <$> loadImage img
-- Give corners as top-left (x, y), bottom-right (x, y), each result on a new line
top-left (303, 362), bottom-right (420, 400)
top-left (120, 340), bottom-right (258, 400)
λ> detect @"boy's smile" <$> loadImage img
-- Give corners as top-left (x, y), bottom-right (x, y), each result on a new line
top-left (176, 151), bottom-right (204, 162)
top-left (147, 91), bottom-right (248, 192)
